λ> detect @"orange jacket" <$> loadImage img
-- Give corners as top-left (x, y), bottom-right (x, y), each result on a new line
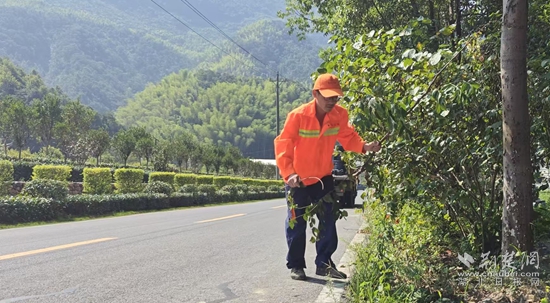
top-left (274, 99), bottom-right (365, 186)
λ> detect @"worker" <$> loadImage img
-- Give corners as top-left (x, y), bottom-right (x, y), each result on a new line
top-left (274, 73), bottom-right (381, 281)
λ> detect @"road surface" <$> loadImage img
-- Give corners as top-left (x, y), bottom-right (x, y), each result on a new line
top-left (0, 196), bottom-right (364, 303)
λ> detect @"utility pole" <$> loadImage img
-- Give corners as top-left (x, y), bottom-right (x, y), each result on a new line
top-left (275, 71), bottom-right (280, 180)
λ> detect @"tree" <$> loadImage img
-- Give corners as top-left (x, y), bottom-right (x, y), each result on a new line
top-left (135, 136), bottom-right (154, 168)
top-left (111, 129), bottom-right (137, 167)
top-left (6, 99), bottom-right (32, 159)
top-left (87, 129), bottom-right (111, 165)
top-left (32, 92), bottom-right (62, 153)
top-left (500, 0), bottom-right (533, 254)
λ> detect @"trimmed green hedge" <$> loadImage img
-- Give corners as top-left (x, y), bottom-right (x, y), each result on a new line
top-left (149, 172), bottom-right (176, 186)
top-left (114, 168), bottom-right (144, 194)
top-left (4, 161), bottom-right (284, 189)
top-left (32, 164), bottom-right (71, 181)
top-left (83, 168), bottom-right (113, 195)
top-left (0, 160), bottom-right (13, 195)
top-left (0, 190), bottom-right (285, 225)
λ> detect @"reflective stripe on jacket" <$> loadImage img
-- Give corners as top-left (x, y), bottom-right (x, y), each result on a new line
top-left (274, 99), bottom-right (365, 186)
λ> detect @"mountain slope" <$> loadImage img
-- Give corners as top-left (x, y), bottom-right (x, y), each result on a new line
top-left (0, 0), bottom-right (324, 112)
top-left (114, 69), bottom-right (311, 159)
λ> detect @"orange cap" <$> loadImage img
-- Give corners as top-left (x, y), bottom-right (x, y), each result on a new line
top-left (313, 73), bottom-right (343, 97)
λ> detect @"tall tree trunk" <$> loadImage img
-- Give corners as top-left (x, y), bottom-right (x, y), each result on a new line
top-left (500, 0), bottom-right (533, 255)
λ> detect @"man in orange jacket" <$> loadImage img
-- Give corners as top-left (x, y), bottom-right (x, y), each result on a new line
top-left (274, 73), bottom-right (381, 281)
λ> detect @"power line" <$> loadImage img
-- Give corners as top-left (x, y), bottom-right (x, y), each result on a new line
top-left (177, 0), bottom-right (273, 71)
top-left (149, 0), bottom-right (229, 56)
top-left (149, 0), bottom-right (268, 77)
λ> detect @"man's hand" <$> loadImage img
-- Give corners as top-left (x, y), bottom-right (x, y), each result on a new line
top-left (364, 141), bottom-right (382, 153)
top-left (287, 174), bottom-right (301, 188)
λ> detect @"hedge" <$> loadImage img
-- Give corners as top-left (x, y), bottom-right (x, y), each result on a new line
top-left (174, 174), bottom-right (197, 188)
top-left (83, 168), bottom-right (113, 195)
top-left (114, 168), bottom-right (144, 194)
top-left (0, 190), bottom-right (285, 225)
top-left (4, 160), bottom-right (285, 188)
top-left (9, 161), bottom-right (150, 183)
top-left (149, 172), bottom-right (176, 186)
top-left (0, 160), bottom-right (13, 195)
top-left (32, 164), bottom-right (72, 181)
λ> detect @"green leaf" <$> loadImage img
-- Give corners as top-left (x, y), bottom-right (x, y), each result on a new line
top-left (403, 58), bottom-right (414, 68)
top-left (439, 25), bottom-right (456, 36)
top-left (542, 60), bottom-right (549, 68)
top-left (429, 53), bottom-right (442, 66)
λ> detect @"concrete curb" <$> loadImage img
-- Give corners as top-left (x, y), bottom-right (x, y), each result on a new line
top-left (314, 220), bottom-right (368, 303)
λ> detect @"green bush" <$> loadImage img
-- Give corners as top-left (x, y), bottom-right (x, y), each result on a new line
top-left (0, 190), bottom-right (286, 225)
top-left (221, 185), bottom-right (239, 195)
top-left (32, 164), bottom-right (72, 181)
top-left (0, 160), bottom-right (14, 195)
top-left (234, 184), bottom-right (249, 194)
top-left (213, 176), bottom-right (232, 188)
top-left (268, 185), bottom-right (281, 192)
top-left (149, 172), bottom-right (176, 186)
top-left (249, 185), bottom-right (267, 193)
top-left (174, 173), bottom-right (197, 189)
top-left (197, 184), bottom-right (216, 195)
top-left (144, 181), bottom-right (173, 195)
top-left (0, 196), bottom-right (62, 224)
top-left (196, 175), bottom-right (214, 185)
top-left (83, 167), bottom-right (113, 194)
top-left (178, 184), bottom-right (197, 194)
top-left (114, 168), bottom-right (144, 193)
top-left (20, 179), bottom-right (68, 201)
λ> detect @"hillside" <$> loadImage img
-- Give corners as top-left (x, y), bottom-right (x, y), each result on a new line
top-left (114, 69), bottom-right (311, 159)
top-left (0, 0), bottom-right (324, 112)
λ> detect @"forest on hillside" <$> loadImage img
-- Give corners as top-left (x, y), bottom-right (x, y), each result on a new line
top-left (0, 0), bottom-right (324, 112)
top-left (0, 58), bottom-right (281, 179)
top-left (115, 69), bottom-right (312, 159)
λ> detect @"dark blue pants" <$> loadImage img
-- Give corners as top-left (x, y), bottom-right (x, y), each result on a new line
top-left (284, 175), bottom-right (338, 269)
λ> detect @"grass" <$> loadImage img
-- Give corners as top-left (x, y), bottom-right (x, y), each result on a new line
top-left (0, 198), bottom-right (283, 230)
top-left (346, 194), bottom-right (550, 303)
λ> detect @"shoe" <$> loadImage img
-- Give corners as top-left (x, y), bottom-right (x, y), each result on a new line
top-left (316, 265), bottom-right (347, 279)
top-left (290, 268), bottom-right (307, 280)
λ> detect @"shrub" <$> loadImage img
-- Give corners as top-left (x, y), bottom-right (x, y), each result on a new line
top-left (0, 160), bottom-right (14, 195)
top-left (114, 168), bottom-right (144, 193)
top-left (174, 174), bottom-right (197, 189)
top-left (234, 184), bottom-right (249, 194)
top-left (0, 196), bottom-right (62, 224)
top-left (32, 164), bottom-right (72, 181)
top-left (144, 181), bottom-right (173, 196)
top-left (268, 185), bottom-right (281, 192)
top-left (83, 167), bottom-right (113, 195)
top-left (197, 184), bottom-right (216, 195)
top-left (20, 179), bottom-right (68, 201)
top-left (249, 185), bottom-right (267, 193)
top-left (213, 176), bottom-right (232, 188)
top-left (221, 185), bottom-right (239, 195)
top-left (178, 184), bottom-right (197, 194)
top-left (149, 172), bottom-right (176, 186)
top-left (196, 175), bottom-right (214, 185)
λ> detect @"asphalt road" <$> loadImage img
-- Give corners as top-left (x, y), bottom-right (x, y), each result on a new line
top-left (0, 195), bottom-right (364, 303)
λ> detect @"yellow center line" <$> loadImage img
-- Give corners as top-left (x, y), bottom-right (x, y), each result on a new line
top-left (271, 205), bottom-right (287, 209)
top-left (195, 214), bottom-right (246, 223)
top-left (0, 237), bottom-right (117, 261)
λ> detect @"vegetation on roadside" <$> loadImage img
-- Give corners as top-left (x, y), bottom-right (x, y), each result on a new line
top-left (279, 0), bottom-right (550, 301)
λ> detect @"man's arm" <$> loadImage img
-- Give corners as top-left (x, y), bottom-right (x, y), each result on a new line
top-left (274, 112), bottom-right (300, 182)
top-left (336, 110), bottom-right (366, 153)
